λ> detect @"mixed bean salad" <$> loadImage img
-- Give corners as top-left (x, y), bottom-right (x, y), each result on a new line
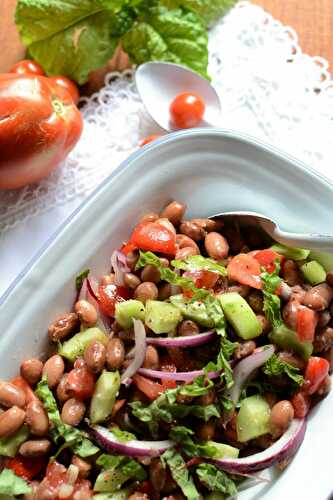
top-left (0, 201), bottom-right (332, 500)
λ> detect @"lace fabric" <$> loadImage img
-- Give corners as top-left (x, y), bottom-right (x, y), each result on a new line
top-left (1, 1), bottom-right (332, 233)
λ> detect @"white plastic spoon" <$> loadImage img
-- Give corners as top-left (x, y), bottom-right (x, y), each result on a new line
top-left (135, 62), bottom-right (221, 131)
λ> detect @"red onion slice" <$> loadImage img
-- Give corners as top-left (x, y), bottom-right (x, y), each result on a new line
top-left (86, 277), bottom-right (99, 302)
top-left (121, 319), bottom-right (146, 383)
top-left (86, 277), bottom-right (113, 335)
top-left (92, 425), bottom-right (174, 457)
top-left (146, 331), bottom-right (216, 348)
top-left (111, 250), bottom-right (130, 286)
top-left (137, 367), bottom-right (222, 381)
top-left (212, 418), bottom-right (306, 473)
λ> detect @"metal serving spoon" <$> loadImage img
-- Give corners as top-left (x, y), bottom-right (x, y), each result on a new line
top-left (210, 211), bottom-right (333, 253)
top-left (135, 62), bottom-right (221, 131)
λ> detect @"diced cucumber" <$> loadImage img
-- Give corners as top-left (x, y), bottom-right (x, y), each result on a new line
top-left (269, 323), bottom-right (313, 360)
top-left (301, 260), bottom-right (326, 285)
top-left (0, 425), bottom-right (29, 457)
top-left (270, 243), bottom-right (310, 261)
top-left (93, 490), bottom-right (131, 500)
top-left (218, 293), bottom-right (262, 339)
top-left (145, 300), bottom-right (182, 334)
top-left (94, 469), bottom-right (127, 493)
top-left (170, 295), bottom-right (215, 328)
top-left (206, 441), bottom-right (239, 459)
top-left (205, 493), bottom-right (226, 500)
top-left (236, 395), bottom-right (271, 443)
top-left (59, 327), bottom-right (109, 362)
top-left (90, 371), bottom-right (120, 424)
top-left (115, 300), bottom-right (145, 329)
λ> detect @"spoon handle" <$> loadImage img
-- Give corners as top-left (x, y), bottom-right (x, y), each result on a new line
top-left (273, 228), bottom-right (333, 253)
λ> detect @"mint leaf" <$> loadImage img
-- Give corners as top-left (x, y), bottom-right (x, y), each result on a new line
top-left (169, 426), bottom-right (218, 458)
top-left (261, 260), bottom-right (283, 327)
top-left (0, 469), bottom-right (32, 495)
top-left (75, 269), bottom-right (90, 290)
top-left (161, 448), bottom-right (200, 500)
top-left (122, 5), bottom-right (209, 78)
top-left (196, 463), bottom-right (238, 496)
top-left (172, 255), bottom-right (227, 276)
top-left (96, 454), bottom-right (146, 481)
top-left (263, 353), bottom-right (304, 387)
top-left (110, 427), bottom-right (136, 442)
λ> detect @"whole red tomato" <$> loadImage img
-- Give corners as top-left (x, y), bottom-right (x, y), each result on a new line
top-left (9, 59), bottom-right (45, 76)
top-left (49, 76), bottom-right (80, 105)
top-left (0, 74), bottom-right (83, 189)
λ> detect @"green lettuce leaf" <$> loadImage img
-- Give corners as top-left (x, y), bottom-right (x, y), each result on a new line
top-left (76, 268), bottom-right (90, 290)
top-left (0, 469), bottom-right (32, 496)
top-left (205, 336), bottom-right (238, 389)
top-left (263, 353), bottom-right (304, 387)
top-left (172, 255), bottom-right (227, 276)
top-left (169, 426), bottom-right (219, 458)
top-left (36, 376), bottom-right (99, 457)
top-left (196, 463), bottom-right (237, 496)
top-left (122, 5), bottom-right (209, 78)
top-left (168, 0), bottom-right (236, 25)
top-left (96, 453), bottom-right (146, 481)
top-left (261, 260), bottom-right (283, 327)
top-left (161, 448), bottom-right (200, 500)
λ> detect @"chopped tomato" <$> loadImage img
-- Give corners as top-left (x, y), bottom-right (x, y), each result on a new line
top-left (10, 376), bottom-right (39, 404)
top-left (140, 134), bottom-right (161, 146)
top-left (45, 461), bottom-right (67, 488)
top-left (5, 456), bottom-right (46, 480)
top-left (170, 92), bottom-right (205, 129)
top-left (41, 462), bottom-right (93, 499)
top-left (253, 249), bottom-right (284, 273)
top-left (160, 360), bottom-right (177, 389)
top-left (67, 367), bottom-right (95, 400)
top-left (183, 269), bottom-right (219, 289)
top-left (132, 374), bottom-right (165, 400)
top-left (129, 221), bottom-right (176, 255)
top-left (304, 357), bottom-right (330, 395)
top-left (72, 479), bottom-right (93, 498)
top-left (121, 241), bottom-right (137, 255)
top-left (98, 283), bottom-right (131, 317)
top-left (227, 254), bottom-right (262, 289)
top-left (291, 391), bottom-right (311, 418)
top-left (296, 306), bottom-right (318, 342)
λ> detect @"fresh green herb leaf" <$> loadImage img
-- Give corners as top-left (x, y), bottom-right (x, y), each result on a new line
top-left (96, 453), bottom-right (146, 481)
top-left (169, 426), bottom-right (218, 458)
top-left (170, 0), bottom-right (236, 26)
top-left (196, 463), bottom-right (238, 496)
top-left (219, 394), bottom-right (234, 412)
top-left (206, 336), bottom-right (238, 389)
top-left (36, 376), bottom-right (99, 457)
top-left (161, 448), bottom-right (200, 500)
top-left (172, 255), bottom-right (227, 276)
top-left (261, 260), bottom-right (283, 327)
top-left (0, 468), bottom-right (32, 496)
top-left (75, 269), bottom-right (90, 290)
top-left (263, 353), bottom-right (304, 386)
top-left (110, 427), bottom-right (136, 442)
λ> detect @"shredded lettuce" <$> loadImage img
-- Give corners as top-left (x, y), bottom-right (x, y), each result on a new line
top-left (36, 376), bottom-right (99, 457)
top-left (172, 255), bottom-right (227, 276)
top-left (205, 336), bottom-right (238, 389)
top-left (169, 426), bottom-right (219, 458)
top-left (263, 353), bottom-right (304, 387)
top-left (95, 454), bottom-right (147, 488)
top-left (0, 468), bottom-right (32, 496)
top-left (261, 260), bottom-right (282, 327)
top-left (196, 463), bottom-right (238, 496)
top-left (161, 448), bottom-right (200, 500)
top-left (75, 268), bottom-right (90, 290)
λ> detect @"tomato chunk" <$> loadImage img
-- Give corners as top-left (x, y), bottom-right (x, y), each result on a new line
top-left (227, 254), bottom-right (262, 289)
top-left (98, 283), bottom-right (130, 317)
top-left (296, 306), bottom-right (318, 342)
top-left (291, 391), bottom-right (311, 418)
top-left (160, 360), bottom-right (177, 389)
top-left (183, 269), bottom-right (219, 289)
top-left (129, 222), bottom-right (176, 255)
top-left (132, 374), bottom-right (165, 400)
top-left (253, 249), bottom-right (284, 273)
top-left (304, 356), bottom-right (330, 395)
top-left (67, 367), bottom-right (95, 400)
top-left (5, 456), bottom-right (46, 480)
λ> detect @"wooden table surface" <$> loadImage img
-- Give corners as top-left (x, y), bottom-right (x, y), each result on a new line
top-left (1, 0), bottom-right (332, 72)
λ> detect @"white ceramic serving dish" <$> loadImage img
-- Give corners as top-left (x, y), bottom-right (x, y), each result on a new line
top-left (0, 129), bottom-right (332, 499)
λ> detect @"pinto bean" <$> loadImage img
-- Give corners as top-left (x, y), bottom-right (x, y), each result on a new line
top-left (84, 341), bottom-right (106, 374)
top-left (269, 400), bottom-right (294, 438)
top-left (141, 265), bottom-right (161, 283)
top-left (191, 218), bottom-right (224, 233)
top-left (290, 285), bottom-right (306, 302)
top-left (126, 250), bottom-right (140, 271)
top-left (149, 458), bottom-right (166, 492)
top-left (278, 351), bottom-right (306, 370)
top-left (227, 285), bottom-right (250, 298)
top-left (74, 300), bottom-right (97, 326)
top-left (134, 282), bottom-right (158, 303)
top-left (0, 381), bottom-right (26, 408)
top-left (234, 341), bottom-right (256, 360)
top-left (48, 313), bottom-right (79, 342)
top-left (282, 260), bottom-right (301, 286)
top-left (124, 273), bottom-right (141, 289)
top-left (19, 439), bottom-right (51, 457)
top-left (177, 320), bottom-right (200, 336)
top-left (20, 358), bottom-right (44, 385)
top-left (205, 232), bottom-right (229, 259)
top-left (318, 310), bottom-right (331, 328)
top-left (282, 299), bottom-right (299, 330)
top-left (61, 398), bottom-right (86, 426)
top-left (71, 455), bottom-right (92, 478)
top-left (247, 291), bottom-right (263, 313)
top-left (160, 201), bottom-right (186, 226)
top-left (302, 283), bottom-right (333, 311)
top-left (106, 338), bottom-right (125, 370)
top-left (0, 406), bottom-right (25, 438)
top-left (56, 374), bottom-right (71, 404)
top-left (158, 283), bottom-right (181, 300)
top-left (175, 246), bottom-right (198, 260)
top-left (143, 346), bottom-right (160, 370)
top-left (313, 327), bottom-right (333, 353)
top-left (176, 234), bottom-right (199, 252)
top-left (256, 314), bottom-right (272, 335)
top-left (179, 221), bottom-right (205, 241)
top-left (140, 212), bottom-right (159, 223)
top-left (42, 355), bottom-right (65, 388)
top-left (25, 400), bottom-right (49, 436)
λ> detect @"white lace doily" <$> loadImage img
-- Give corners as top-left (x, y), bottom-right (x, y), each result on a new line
top-left (1, 0), bottom-right (333, 233)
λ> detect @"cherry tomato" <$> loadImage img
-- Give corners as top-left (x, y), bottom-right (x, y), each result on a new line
top-left (132, 374), bottom-right (165, 400)
top-left (67, 367), bottom-right (95, 399)
top-left (140, 134), bottom-right (161, 147)
top-left (183, 269), bottom-right (219, 289)
top-left (121, 241), bottom-right (137, 255)
top-left (170, 92), bottom-right (205, 129)
top-left (10, 375), bottom-right (39, 404)
top-left (49, 76), bottom-right (80, 105)
top-left (10, 59), bottom-right (45, 76)
top-left (98, 283), bottom-right (131, 317)
top-left (304, 356), bottom-right (329, 395)
top-left (129, 221), bottom-right (176, 255)
top-left (296, 306), bottom-right (318, 342)
top-left (253, 249), bottom-right (284, 273)
top-left (5, 456), bottom-right (46, 480)
top-left (290, 391), bottom-right (311, 418)
top-left (227, 253), bottom-right (262, 289)
top-left (0, 74), bottom-right (82, 189)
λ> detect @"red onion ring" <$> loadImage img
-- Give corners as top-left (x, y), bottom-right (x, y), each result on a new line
top-left (121, 319), bottom-right (146, 383)
top-left (146, 331), bottom-right (216, 348)
top-left (137, 367), bottom-right (223, 381)
top-left (111, 250), bottom-right (130, 287)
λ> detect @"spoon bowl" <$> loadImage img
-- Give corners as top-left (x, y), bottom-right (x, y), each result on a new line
top-left (135, 62), bottom-right (221, 131)
top-left (210, 210), bottom-right (333, 252)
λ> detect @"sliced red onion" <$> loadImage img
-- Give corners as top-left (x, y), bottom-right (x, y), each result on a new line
top-left (86, 277), bottom-right (113, 335)
top-left (86, 277), bottom-right (99, 302)
top-left (146, 331), bottom-right (216, 348)
top-left (92, 425), bottom-right (174, 457)
top-left (111, 250), bottom-right (130, 286)
top-left (212, 418), bottom-right (306, 473)
top-left (137, 367), bottom-right (222, 381)
top-left (121, 319), bottom-right (146, 383)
